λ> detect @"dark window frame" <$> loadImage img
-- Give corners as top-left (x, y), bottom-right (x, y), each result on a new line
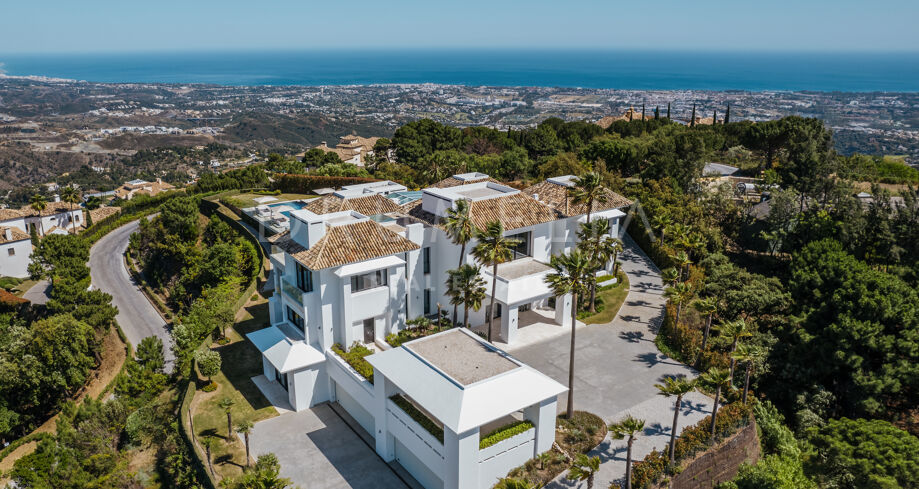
top-left (295, 263), bottom-right (314, 293)
top-left (423, 247), bottom-right (431, 274)
top-left (286, 305), bottom-right (305, 333)
top-left (351, 269), bottom-right (389, 293)
top-left (507, 231), bottom-right (532, 261)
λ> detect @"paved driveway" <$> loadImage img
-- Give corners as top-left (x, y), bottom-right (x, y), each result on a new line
top-left (247, 404), bottom-right (408, 489)
top-left (508, 236), bottom-right (713, 488)
top-left (89, 217), bottom-right (174, 371)
top-left (22, 279), bottom-right (52, 305)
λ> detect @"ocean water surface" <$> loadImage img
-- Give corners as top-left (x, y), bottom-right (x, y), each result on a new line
top-left (1, 50), bottom-right (917, 91)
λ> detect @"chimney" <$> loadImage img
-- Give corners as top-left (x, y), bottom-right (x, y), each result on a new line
top-left (4, 228), bottom-right (11, 241)
top-left (156, 178), bottom-right (162, 185)
top-left (533, 193), bottom-right (539, 202)
top-left (53, 194), bottom-right (61, 203)
top-left (289, 212), bottom-right (326, 249)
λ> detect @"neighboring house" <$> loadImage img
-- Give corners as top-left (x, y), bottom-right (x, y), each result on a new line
top-left (314, 134), bottom-right (381, 166)
top-left (248, 172), bottom-right (629, 488)
top-left (0, 226), bottom-right (33, 278)
top-left (0, 201), bottom-right (84, 236)
top-left (114, 178), bottom-right (175, 200)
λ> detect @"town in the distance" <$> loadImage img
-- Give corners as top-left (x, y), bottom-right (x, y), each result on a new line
top-left (0, 61), bottom-right (917, 489)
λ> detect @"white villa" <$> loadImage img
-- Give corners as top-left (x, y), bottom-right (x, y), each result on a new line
top-left (0, 226), bottom-right (33, 278)
top-left (0, 201), bottom-right (83, 239)
top-left (247, 172), bottom-right (631, 489)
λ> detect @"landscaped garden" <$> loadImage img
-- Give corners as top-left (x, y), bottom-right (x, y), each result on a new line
top-left (578, 270), bottom-right (630, 325)
top-left (219, 190), bottom-right (316, 210)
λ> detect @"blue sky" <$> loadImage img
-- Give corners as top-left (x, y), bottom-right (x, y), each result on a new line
top-left (2, 0), bottom-right (917, 53)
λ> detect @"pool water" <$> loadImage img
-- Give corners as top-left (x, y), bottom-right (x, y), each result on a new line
top-left (267, 201), bottom-right (306, 218)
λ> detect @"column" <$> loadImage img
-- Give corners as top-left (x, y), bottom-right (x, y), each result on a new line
top-left (341, 277), bottom-right (354, 347)
top-left (524, 397), bottom-right (558, 455)
top-left (444, 426), bottom-right (480, 489)
top-left (372, 371), bottom-right (395, 461)
top-left (555, 292), bottom-right (573, 328)
top-left (500, 304), bottom-right (519, 344)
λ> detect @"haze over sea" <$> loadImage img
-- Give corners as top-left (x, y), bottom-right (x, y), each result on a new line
top-left (1, 50), bottom-right (918, 92)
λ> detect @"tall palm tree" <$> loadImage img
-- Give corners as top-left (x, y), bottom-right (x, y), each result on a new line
top-left (671, 250), bottom-right (692, 282)
top-left (609, 237), bottom-right (624, 276)
top-left (701, 368), bottom-right (731, 437)
top-left (201, 435), bottom-right (216, 477)
top-left (661, 267), bottom-right (680, 287)
top-left (568, 453), bottom-right (601, 489)
top-left (666, 223), bottom-right (692, 247)
top-left (29, 194), bottom-right (47, 236)
top-left (655, 376), bottom-right (696, 464)
top-left (664, 282), bottom-right (693, 324)
top-left (472, 221), bottom-right (519, 342)
top-left (576, 219), bottom-right (616, 312)
top-left (732, 343), bottom-right (762, 404)
top-left (718, 319), bottom-right (753, 383)
top-left (569, 171), bottom-right (609, 223)
top-left (236, 419), bottom-right (254, 467)
top-left (218, 397), bottom-right (235, 441)
top-left (686, 233), bottom-right (707, 261)
top-left (651, 213), bottom-right (672, 246)
top-left (692, 297), bottom-right (718, 355)
top-left (609, 415), bottom-right (646, 489)
top-left (544, 250), bottom-right (593, 418)
top-left (443, 199), bottom-right (478, 325)
top-left (60, 185), bottom-right (81, 233)
top-left (445, 264), bottom-right (486, 328)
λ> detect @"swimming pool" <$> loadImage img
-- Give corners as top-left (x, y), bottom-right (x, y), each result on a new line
top-left (267, 200), bottom-right (306, 218)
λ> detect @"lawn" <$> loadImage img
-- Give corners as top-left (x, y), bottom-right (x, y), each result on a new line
top-left (4, 278), bottom-right (38, 297)
top-left (190, 296), bottom-right (277, 479)
top-left (224, 192), bottom-right (317, 209)
top-left (578, 271), bottom-right (630, 325)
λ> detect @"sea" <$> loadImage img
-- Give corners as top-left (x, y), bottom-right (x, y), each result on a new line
top-left (1, 50), bottom-right (918, 92)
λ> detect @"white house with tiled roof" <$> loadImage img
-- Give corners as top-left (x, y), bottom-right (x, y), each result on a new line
top-left (0, 226), bottom-right (33, 278)
top-left (0, 201), bottom-right (83, 237)
top-left (248, 172), bottom-right (629, 488)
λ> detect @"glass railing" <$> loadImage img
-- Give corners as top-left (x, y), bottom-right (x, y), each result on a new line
top-left (281, 277), bottom-right (303, 304)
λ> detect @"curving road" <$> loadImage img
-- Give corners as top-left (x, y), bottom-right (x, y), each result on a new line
top-left (89, 218), bottom-right (174, 372)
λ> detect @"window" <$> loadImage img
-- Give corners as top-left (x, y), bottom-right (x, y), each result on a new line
top-left (286, 306), bottom-right (305, 333)
top-left (507, 231), bottom-right (532, 260)
top-left (423, 247), bottom-right (431, 274)
top-left (424, 289), bottom-right (432, 315)
top-left (7, 248), bottom-right (14, 256)
top-left (295, 263), bottom-right (313, 293)
top-left (351, 269), bottom-right (388, 292)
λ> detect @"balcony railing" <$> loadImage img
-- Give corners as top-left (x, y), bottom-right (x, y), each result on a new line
top-left (281, 277), bottom-right (304, 304)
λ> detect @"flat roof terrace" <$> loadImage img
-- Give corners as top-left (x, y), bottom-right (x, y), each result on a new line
top-left (405, 329), bottom-right (519, 385)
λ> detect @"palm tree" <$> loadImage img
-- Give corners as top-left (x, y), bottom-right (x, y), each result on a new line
top-left (655, 376), bottom-right (696, 464)
top-left (718, 319), bottom-right (752, 383)
top-left (664, 282), bottom-right (692, 324)
top-left (701, 368), bottom-right (731, 437)
top-left (671, 250), bottom-right (692, 282)
top-left (445, 264), bottom-right (486, 328)
top-left (661, 267), bottom-right (680, 287)
top-left (544, 250), bottom-right (593, 418)
top-left (201, 435), bottom-right (216, 477)
top-left (692, 297), bottom-right (718, 355)
top-left (29, 194), bottom-right (47, 236)
top-left (569, 171), bottom-right (610, 223)
top-left (568, 453), bottom-right (601, 489)
top-left (236, 419), bottom-right (254, 467)
top-left (471, 221), bottom-right (519, 342)
top-left (218, 397), bottom-right (235, 441)
top-left (576, 219), bottom-right (616, 312)
top-left (732, 344), bottom-right (762, 404)
top-left (60, 185), bottom-right (80, 233)
top-left (651, 213), bottom-right (672, 246)
top-left (443, 199), bottom-right (478, 325)
top-left (609, 415), bottom-right (646, 489)
top-left (686, 233), bottom-right (707, 261)
top-left (609, 237), bottom-right (624, 276)
top-left (494, 478), bottom-right (539, 489)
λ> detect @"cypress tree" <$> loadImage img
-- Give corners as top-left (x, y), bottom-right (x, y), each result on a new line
top-left (713, 109), bottom-right (717, 125)
top-left (641, 103), bottom-right (646, 121)
top-left (667, 103), bottom-right (671, 120)
top-left (724, 104), bottom-right (731, 124)
top-left (690, 104), bottom-right (696, 127)
top-left (654, 106), bottom-right (660, 119)
top-left (628, 107), bottom-right (633, 122)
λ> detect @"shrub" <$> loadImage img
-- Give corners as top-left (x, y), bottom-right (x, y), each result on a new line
top-left (385, 316), bottom-right (451, 347)
top-left (331, 342), bottom-right (374, 383)
top-left (195, 349), bottom-right (222, 381)
top-left (480, 420), bottom-right (535, 449)
top-left (390, 394), bottom-right (444, 443)
top-left (202, 381), bottom-right (218, 392)
top-left (272, 174), bottom-right (380, 194)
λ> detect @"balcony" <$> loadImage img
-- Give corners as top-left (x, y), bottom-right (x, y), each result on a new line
top-left (481, 257), bottom-right (555, 305)
top-left (280, 276), bottom-right (305, 305)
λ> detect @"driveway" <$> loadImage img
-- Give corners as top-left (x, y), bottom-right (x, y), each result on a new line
top-left (22, 279), bottom-right (52, 305)
top-left (247, 404), bottom-right (408, 489)
top-left (89, 218), bottom-right (174, 371)
top-left (508, 236), bottom-right (713, 488)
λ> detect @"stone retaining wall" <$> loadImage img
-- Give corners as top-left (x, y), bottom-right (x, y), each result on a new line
top-left (666, 420), bottom-right (760, 489)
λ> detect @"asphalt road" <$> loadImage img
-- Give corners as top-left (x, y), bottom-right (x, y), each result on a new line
top-left (89, 218), bottom-right (174, 372)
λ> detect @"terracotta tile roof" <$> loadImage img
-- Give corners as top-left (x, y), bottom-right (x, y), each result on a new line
top-left (305, 194), bottom-right (402, 216)
top-left (88, 206), bottom-right (121, 223)
top-left (0, 201), bottom-right (81, 221)
top-left (0, 289), bottom-right (29, 306)
top-left (402, 192), bottom-right (557, 232)
top-left (267, 230), bottom-right (290, 244)
top-left (523, 180), bottom-right (632, 217)
top-left (431, 175), bottom-right (504, 188)
top-left (0, 226), bottom-right (30, 243)
top-left (277, 220), bottom-right (419, 270)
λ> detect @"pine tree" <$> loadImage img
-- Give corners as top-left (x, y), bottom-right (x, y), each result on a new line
top-left (724, 104), bottom-right (731, 124)
top-left (690, 104), bottom-right (696, 127)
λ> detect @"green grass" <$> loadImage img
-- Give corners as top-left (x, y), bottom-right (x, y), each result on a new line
top-left (228, 192), bottom-right (316, 209)
top-left (190, 299), bottom-right (277, 479)
top-left (579, 271), bottom-right (630, 325)
top-left (8, 278), bottom-right (38, 297)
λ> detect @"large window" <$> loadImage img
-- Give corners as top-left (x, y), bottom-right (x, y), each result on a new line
top-left (507, 231), bottom-right (532, 260)
top-left (351, 269), bottom-right (389, 292)
top-left (286, 306), bottom-right (305, 333)
top-left (423, 247), bottom-right (431, 274)
top-left (295, 263), bottom-right (313, 293)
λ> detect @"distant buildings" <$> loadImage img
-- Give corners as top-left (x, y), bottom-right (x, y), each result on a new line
top-left (114, 178), bottom-right (175, 200)
top-left (314, 134), bottom-right (381, 166)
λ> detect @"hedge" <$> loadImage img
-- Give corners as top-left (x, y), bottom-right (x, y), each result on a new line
top-left (331, 342), bottom-right (375, 384)
top-left (272, 173), bottom-right (380, 194)
top-left (390, 394), bottom-right (444, 443)
top-left (177, 378), bottom-right (218, 489)
top-left (480, 420), bottom-right (534, 449)
top-left (630, 401), bottom-right (755, 489)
